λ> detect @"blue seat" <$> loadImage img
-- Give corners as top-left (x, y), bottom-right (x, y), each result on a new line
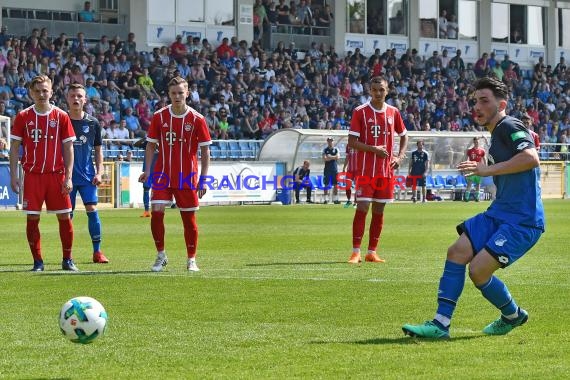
top-left (217, 141), bottom-right (228, 159)
top-left (113, 111), bottom-right (121, 122)
top-left (228, 141), bottom-right (240, 159)
top-left (426, 175), bottom-right (442, 189)
top-left (454, 175), bottom-right (467, 189)
top-left (439, 175), bottom-right (455, 190)
top-left (209, 145), bottom-right (220, 160)
top-left (435, 175), bottom-right (452, 190)
top-left (238, 141), bottom-right (253, 159)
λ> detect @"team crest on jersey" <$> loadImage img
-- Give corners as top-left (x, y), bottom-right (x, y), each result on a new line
top-left (184, 124), bottom-right (192, 132)
top-left (82, 125), bottom-right (89, 133)
top-left (49, 119), bottom-right (57, 128)
top-left (387, 116), bottom-right (393, 125)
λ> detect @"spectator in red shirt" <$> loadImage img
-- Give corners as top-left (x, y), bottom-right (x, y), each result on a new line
top-left (170, 35), bottom-right (188, 62)
top-left (215, 37), bottom-right (235, 59)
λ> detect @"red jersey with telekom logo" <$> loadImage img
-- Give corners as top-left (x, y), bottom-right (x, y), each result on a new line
top-left (349, 102), bottom-right (407, 178)
top-left (467, 147), bottom-right (486, 162)
top-left (11, 105), bottom-right (75, 174)
top-left (147, 105), bottom-right (211, 190)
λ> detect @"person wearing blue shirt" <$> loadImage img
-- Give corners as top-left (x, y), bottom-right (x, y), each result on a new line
top-left (78, 1), bottom-right (96, 22)
top-left (322, 137), bottom-right (340, 204)
top-left (403, 76), bottom-right (545, 339)
top-left (66, 84), bottom-right (109, 264)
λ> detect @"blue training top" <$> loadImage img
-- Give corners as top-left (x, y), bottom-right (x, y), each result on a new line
top-left (71, 114), bottom-right (102, 186)
top-left (485, 115), bottom-right (545, 230)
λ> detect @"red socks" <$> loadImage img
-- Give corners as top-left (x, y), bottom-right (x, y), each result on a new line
top-left (151, 211), bottom-right (165, 252)
top-left (58, 218), bottom-right (74, 259)
top-left (180, 211), bottom-right (198, 258)
top-left (26, 218), bottom-right (42, 261)
top-left (352, 210), bottom-right (367, 249)
top-left (368, 212), bottom-right (384, 252)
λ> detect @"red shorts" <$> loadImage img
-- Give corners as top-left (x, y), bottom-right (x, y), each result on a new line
top-left (23, 172), bottom-right (72, 214)
top-left (355, 176), bottom-right (394, 203)
top-left (151, 188), bottom-right (199, 211)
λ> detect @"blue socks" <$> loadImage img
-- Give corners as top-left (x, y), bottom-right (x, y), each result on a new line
top-left (143, 187), bottom-right (150, 211)
top-left (434, 260), bottom-right (467, 329)
top-left (477, 275), bottom-right (519, 318)
top-left (87, 210), bottom-right (102, 253)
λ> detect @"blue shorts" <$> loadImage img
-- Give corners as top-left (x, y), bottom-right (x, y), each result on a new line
top-left (324, 170), bottom-right (338, 186)
top-left (457, 213), bottom-right (542, 268)
top-left (70, 183), bottom-right (98, 209)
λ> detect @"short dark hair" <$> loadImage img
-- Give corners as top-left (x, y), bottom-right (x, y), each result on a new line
top-left (473, 76), bottom-right (508, 100)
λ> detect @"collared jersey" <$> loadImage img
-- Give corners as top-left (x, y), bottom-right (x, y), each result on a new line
top-left (147, 105), bottom-right (211, 190)
top-left (349, 102), bottom-right (407, 178)
top-left (12, 105), bottom-right (75, 174)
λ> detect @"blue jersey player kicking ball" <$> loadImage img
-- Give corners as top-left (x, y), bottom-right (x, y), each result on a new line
top-left (66, 84), bottom-right (109, 264)
top-left (402, 76), bottom-right (545, 339)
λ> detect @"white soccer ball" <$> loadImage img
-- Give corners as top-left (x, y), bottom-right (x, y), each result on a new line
top-left (59, 296), bottom-right (108, 344)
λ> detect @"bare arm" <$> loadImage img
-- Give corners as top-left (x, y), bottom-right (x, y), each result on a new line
top-left (9, 139), bottom-right (21, 193)
top-left (198, 145), bottom-right (210, 199)
top-left (62, 140), bottom-right (74, 193)
top-left (92, 145), bottom-right (103, 185)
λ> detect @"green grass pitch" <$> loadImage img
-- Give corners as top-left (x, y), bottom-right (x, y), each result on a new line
top-left (0, 200), bottom-right (569, 379)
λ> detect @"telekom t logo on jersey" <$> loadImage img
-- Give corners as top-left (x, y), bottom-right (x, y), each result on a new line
top-left (30, 128), bottom-right (42, 143)
top-left (165, 131), bottom-right (177, 145)
top-left (371, 125), bottom-right (382, 138)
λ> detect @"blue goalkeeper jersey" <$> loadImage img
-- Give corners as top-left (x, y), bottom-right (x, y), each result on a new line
top-left (485, 116), bottom-right (545, 230)
top-left (71, 114), bottom-right (102, 186)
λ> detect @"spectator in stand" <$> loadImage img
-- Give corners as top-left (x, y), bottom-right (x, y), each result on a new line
top-left (123, 33), bottom-right (137, 58)
top-left (78, 1), bottom-right (96, 22)
top-left (98, 101), bottom-right (115, 128)
top-left (439, 9), bottom-right (448, 39)
top-left (447, 14), bottom-right (458, 39)
top-left (171, 35), bottom-right (188, 62)
top-left (123, 107), bottom-right (144, 138)
top-left (216, 37), bottom-right (235, 59)
top-left (474, 53), bottom-right (489, 77)
top-left (135, 94), bottom-right (152, 131)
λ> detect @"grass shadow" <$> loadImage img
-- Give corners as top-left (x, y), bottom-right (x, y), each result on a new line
top-left (312, 335), bottom-right (485, 345)
top-left (246, 261), bottom-right (346, 267)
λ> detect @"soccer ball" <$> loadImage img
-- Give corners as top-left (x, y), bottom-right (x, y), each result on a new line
top-left (59, 296), bottom-right (108, 344)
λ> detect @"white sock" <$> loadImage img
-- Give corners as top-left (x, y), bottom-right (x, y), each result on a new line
top-left (434, 314), bottom-right (451, 328)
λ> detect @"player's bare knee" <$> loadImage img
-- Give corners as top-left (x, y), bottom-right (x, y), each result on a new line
top-left (446, 242), bottom-right (472, 265)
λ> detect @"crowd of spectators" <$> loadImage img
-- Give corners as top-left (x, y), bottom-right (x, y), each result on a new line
top-left (0, 16), bottom-right (568, 159)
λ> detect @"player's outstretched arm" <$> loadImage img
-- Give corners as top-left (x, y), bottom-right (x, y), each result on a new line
top-left (458, 148), bottom-right (538, 177)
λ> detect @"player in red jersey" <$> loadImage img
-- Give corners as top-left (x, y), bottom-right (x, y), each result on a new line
top-left (347, 76), bottom-right (408, 264)
top-left (139, 77), bottom-right (211, 272)
top-left (9, 75), bottom-right (78, 272)
top-left (464, 137), bottom-right (487, 202)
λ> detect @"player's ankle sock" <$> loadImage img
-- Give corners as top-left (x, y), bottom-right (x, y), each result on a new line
top-left (464, 191), bottom-right (470, 200)
top-left (435, 260), bottom-right (466, 323)
top-left (150, 211), bottom-right (165, 252)
top-left (432, 316), bottom-right (450, 330)
top-left (477, 275), bottom-right (519, 318)
top-left (352, 210), bottom-right (367, 249)
top-left (87, 210), bottom-right (102, 252)
top-left (26, 218), bottom-right (42, 261)
top-left (58, 218), bottom-right (74, 259)
top-left (367, 212), bottom-right (384, 252)
top-left (352, 248), bottom-right (361, 254)
top-left (181, 211), bottom-right (197, 259)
